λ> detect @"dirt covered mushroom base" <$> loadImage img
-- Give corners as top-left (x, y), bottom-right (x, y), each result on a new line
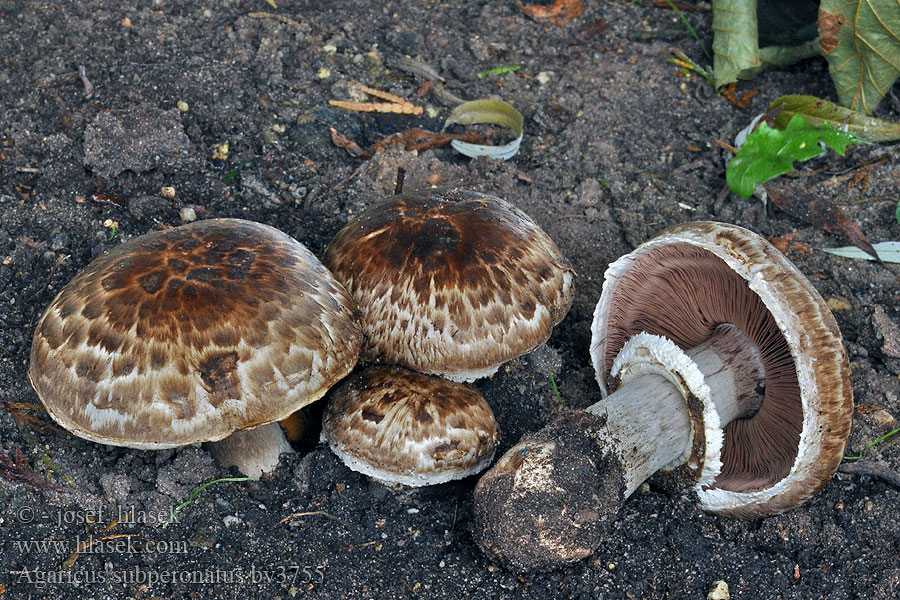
top-left (473, 221), bottom-right (853, 573)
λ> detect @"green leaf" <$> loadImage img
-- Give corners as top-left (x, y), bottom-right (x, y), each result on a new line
top-left (819, 0), bottom-right (900, 115)
top-left (896, 201), bottom-right (900, 224)
top-left (769, 95), bottom-right (900, 142)
top-left (726, 114), bottom-right (864, 199)
top-left (477, 65), bottom-right (521, 79)
top-left (825, 241), bottom-right (900, 263)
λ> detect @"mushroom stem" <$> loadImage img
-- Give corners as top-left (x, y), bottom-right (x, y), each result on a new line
top-left (207, 423), bottom-right (293, 480)
top-left (590, 324), bottom-right (765, 497)
top-left (473, 324), bottom-right (766, 572)
top-left (586, 372), bottom-right (690, 497)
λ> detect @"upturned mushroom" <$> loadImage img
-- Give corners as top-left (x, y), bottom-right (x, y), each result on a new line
top-left (473, 221), bottom-right (853, 572)
top-left (323, 189), bottom-right (575, 382)
top-left (322, 366), bottom-right (500, 487)
top-left (29, 219), bottom-right (362, 479)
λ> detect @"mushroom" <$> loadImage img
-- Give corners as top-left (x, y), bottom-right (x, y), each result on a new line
top-left (473, 221), bottom-right (853, 572)
top-left (322, 366), bottom-right (500, 487)
top-left (29, 218), bottom-right (362, 479)
top-left (323, 189), bottom-right (575, 382)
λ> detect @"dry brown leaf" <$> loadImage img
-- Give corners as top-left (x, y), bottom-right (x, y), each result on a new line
top-left (516, 0), bottom-right (583, 25)
top-left (329, 126), bottom-right (487, 159)
top-left (764, 181), bottom-right (879, 260)
top-left (721, 83), bottom-right (759, 109)
top-left (329, 127), bottom-right (367, 158)
top-left (0, 448), bottom-right (70, 493)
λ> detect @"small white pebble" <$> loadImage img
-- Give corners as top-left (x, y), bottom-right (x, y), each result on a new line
top-left (708, 580), bottom-right (729, 600)
top-left (425, 106), bottom-right (440, 119)
top-left (322, 44), bottom-right (337, 55)
top-left (160, 186), bottom-right (176, 199)
top-left (179, 207), bottom-right (197, 223)
top-left (177, 100), bottom-right (189, 112)
top-left (536, 71), bottom-right (553, 85)
top-left (317, 67), bottom-right (331, 79)
top-left (223, 515), bottom-right (240, 527)
top-left (406, 508), bottom-right (419, 514)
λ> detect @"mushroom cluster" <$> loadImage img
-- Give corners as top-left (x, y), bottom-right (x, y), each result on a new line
top-left (473, 221), bottom-right (853, 572)
top-left (29, 219), bottom-right (362, 479)
top-left (318, 189), bottom-right (575, 486)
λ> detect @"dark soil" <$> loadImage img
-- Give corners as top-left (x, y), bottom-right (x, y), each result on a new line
top-left (2, 1), bottom-right (900, 598)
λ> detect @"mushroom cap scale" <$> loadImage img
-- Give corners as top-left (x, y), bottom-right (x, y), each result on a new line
top-left (29, 218), bottom-right (362, 449)
top-left (322, 366), bottom-right (500, 486)
top-left (323, 189), bottom-right (575, 382)
top-left (591, 221), bottom-right (852, 516)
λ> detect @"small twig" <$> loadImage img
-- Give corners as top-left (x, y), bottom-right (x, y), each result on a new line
top-left (62, 534), bottom-right (136, 570)
top-left (391, 56), bottom-right (445, 82)
top-left (712, 138), bottom-right (738, 154)
top-left (329, 85), bottom-right (423, 116)
top-left (273, 511), bottom-right (347, 529)
top-left (838, 461), bottom-right (900, 488)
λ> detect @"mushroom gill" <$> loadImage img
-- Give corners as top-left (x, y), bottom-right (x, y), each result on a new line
top-left (601, 243), bottom-right (801, 492)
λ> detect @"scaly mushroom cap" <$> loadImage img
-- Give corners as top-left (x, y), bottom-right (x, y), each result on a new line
top-left (29, 218), bottom-right (362, 449)
top-left (591, 221), bottom-right (852, 516)
top-left (323, 189), bottom-right (575, 382)
top-left (322, 366), bottom-right (500, 486)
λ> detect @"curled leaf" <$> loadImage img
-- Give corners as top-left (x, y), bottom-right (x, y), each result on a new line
top-left (516, 0), bottom-right (583, 26)
top-left (768, 95), bottom-right (900, 143)
top-left (442, 97), bottom-right (524, 160)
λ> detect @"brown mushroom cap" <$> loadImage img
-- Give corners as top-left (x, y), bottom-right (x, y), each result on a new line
top-left (591, 221), bottom-right (853, 516)
top-left (323, 189), bottom-right (575, 382)
top-left (322, 366), bottom-right (500, 486)
top-left (29, 218), bottom-right (362, 449)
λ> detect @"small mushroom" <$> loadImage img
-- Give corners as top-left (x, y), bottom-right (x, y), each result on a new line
top-left (473, 221), bottom-right (853, 572)
top-left (29, 219), bottom-right (362, 479)
top-left (323, 189), bottom-right (575, 382)
top-left (322, 366), bottom-right (500, 486)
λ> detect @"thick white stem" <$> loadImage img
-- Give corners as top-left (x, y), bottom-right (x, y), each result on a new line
top-left (686, 324), bottom-right (765, 424)
top-left (587, 373), bottom-right (690, 496)
top-left (590, 325), bottom-right (765, 498)
top-left (208, 422), bottom-right (293, 480)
